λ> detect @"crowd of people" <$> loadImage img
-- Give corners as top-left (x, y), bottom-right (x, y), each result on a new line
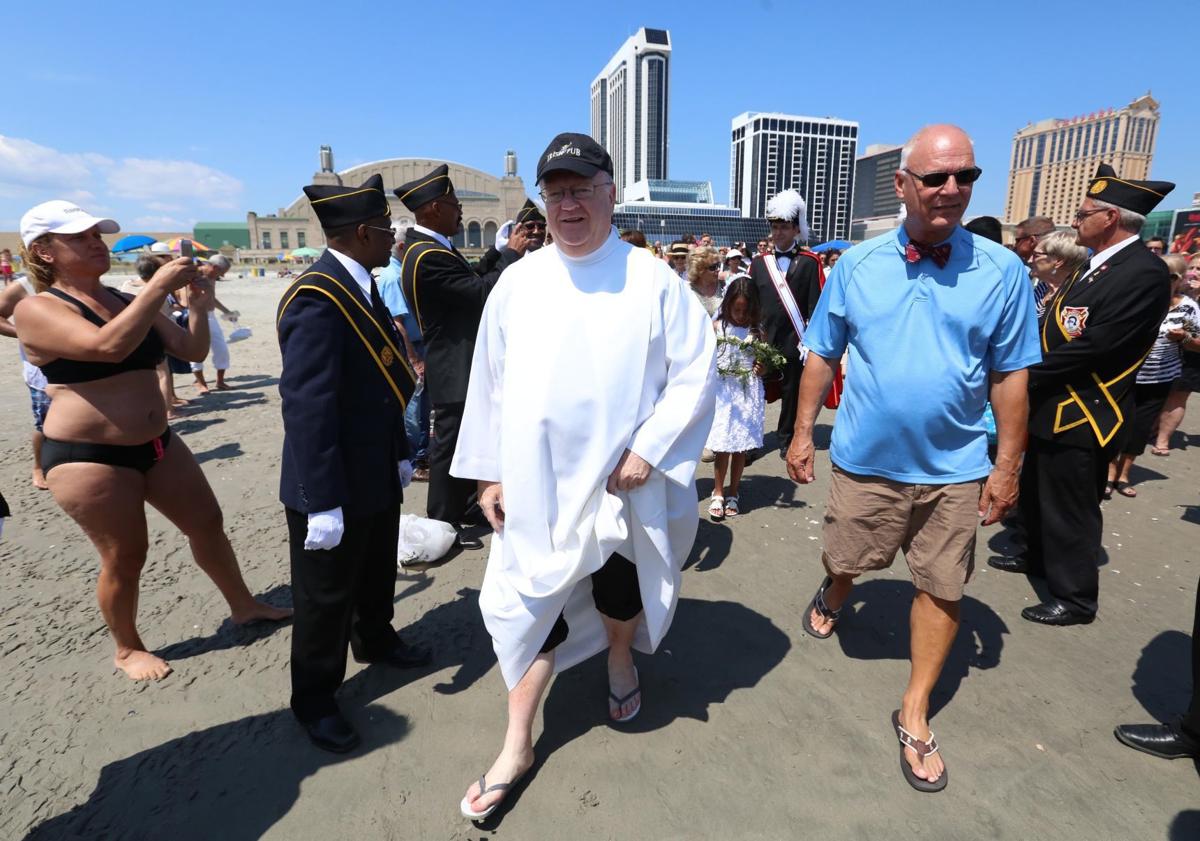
top-left (1, 120), bottom-right (1198, 820)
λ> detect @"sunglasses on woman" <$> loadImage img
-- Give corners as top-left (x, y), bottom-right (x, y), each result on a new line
top-left (903, 167), bottom-right (983, 188)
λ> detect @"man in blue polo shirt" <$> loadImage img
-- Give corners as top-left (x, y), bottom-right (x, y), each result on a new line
top-left (377, 236), bottom-right (430, 480)
top-left (786, 124), bottom-right (1040, 793)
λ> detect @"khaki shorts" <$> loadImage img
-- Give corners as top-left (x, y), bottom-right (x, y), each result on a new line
top-left (822, 466), bottom-right (984, 601)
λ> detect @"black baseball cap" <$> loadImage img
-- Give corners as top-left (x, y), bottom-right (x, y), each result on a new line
top-left (536, 132), bottom-right (614, 183)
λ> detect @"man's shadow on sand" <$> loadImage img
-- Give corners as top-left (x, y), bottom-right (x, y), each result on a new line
top-left (833, 579), bottom-right (1008, 719)
top-left (476, 596), bottom-right (790, 828)
top-left (24, 583), bottom-right (495, 840)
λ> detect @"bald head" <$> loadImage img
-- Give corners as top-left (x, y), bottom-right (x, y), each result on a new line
top-left (895, 124), bottom-right (977, 244)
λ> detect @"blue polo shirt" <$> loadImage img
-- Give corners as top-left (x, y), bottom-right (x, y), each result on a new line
top-left (376, 255), bottom-right (422, 345)
top-left (804, 225), bottom-right (1040, 483)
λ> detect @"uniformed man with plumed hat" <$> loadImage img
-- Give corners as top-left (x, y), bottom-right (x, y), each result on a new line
top-left (277, 173), bottom-right (431, 752)
top-left (991, 163), bottom-right (1175, 626)
top-left (397, 164), bottom-right (507, 549)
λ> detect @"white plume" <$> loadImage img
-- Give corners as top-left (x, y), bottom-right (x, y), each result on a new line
top-left (765, 189), bottom-right (810, 242)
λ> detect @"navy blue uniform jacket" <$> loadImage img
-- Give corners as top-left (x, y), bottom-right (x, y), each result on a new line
top-left (277, 251), bottom-right (412, 516)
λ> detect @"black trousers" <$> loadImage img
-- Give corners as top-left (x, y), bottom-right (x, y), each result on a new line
top-left (1018, 436), bottom-right (1109, 616)
top-left (540, 553), bottom-right (643, 653)
top-left (286, 506), bottom-right (400, 721)
top-left (1121, 381), bottom-right (1172, 456)
top-left (428, 401), bottom-right (476, 524)
top-left (1182, 578), bottom-right (1200, 740)
top-left (775, 356), bottom-right (803, 455)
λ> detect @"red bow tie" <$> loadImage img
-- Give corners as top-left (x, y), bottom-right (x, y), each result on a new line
top-left (905, 240), bottom-right (951, 269)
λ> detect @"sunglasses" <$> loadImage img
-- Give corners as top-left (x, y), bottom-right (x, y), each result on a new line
top-left (903, 166), bottom-right (983, 188)
top-left (706, 263), bottom-right (720, 272)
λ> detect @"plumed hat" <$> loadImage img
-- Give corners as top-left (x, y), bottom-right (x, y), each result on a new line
top-left (303, 174), bottom-right (390, 230)
top-left (765, 189), bottom-right (810, 242)
top-left (394, 164), bottom-right (455, 211)
top-left (1086, 163), bottom-right (1174, 216)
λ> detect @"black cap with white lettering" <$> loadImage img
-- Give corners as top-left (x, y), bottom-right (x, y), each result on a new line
top-left (535, 132), bottom-right (613, 183)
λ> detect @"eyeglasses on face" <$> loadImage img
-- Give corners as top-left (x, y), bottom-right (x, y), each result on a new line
top-left (1031, 250), bottom-right (1051, 260)
top-left (363, 225), bottom-right (397, 239)
top-left (705, 263), bottom-right (720, 272)
top-left (903, 166), bottom-right (983, 188)
top-left (539, 181), bottom-right (613, 204)
top-left (1073, 208), bottom-right (1112, 223)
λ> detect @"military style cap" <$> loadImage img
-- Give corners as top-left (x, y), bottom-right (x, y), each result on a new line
top-left (394, 164), bottom-right (455, 211)
top-left (1087, 163), bottom-right (1174, 216)
top-left (515, 199), bottom-right (545, 225)
top-left (303, 174), bottom-right (390, 230)
top-left (536, 132), bottom-right (613, 183)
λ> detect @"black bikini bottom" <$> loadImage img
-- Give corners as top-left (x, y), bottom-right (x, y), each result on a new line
top-left (42, 428), bottom-right (172, 476)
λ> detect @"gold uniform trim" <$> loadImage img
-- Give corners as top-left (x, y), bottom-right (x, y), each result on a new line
top-left (1051, 352), bottom-right (1150, 444)
top-left (1089, 175), bottom-right (1167, 198)
top-left (397, 173), bottom-right (451, 201)
top-left (309, 187), bottom-right (387, 204)
top-left (277, 272), bottom-right (415, 409)
top-left (400, 244), bottom-right (461, 332)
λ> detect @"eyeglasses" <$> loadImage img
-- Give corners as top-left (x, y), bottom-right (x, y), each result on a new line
top-left (539, 181), bottom-right (613, 204)
top-left (706, 263), bottom-right (720, 272)
top-left (1015, 232), bottom-right (1048, 244)
top-left (434, 197), bottom-right (462, 210)
top-left (363, 225), bottom-right (397, 239)
top-left (903, 166), bottom-right (983, 188)
top-left (1030, 250), bottom-right (1050, 260)
top-left (1073, 208), bottom-right (1112, 223)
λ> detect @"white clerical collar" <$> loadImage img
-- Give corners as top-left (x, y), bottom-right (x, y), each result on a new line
top-left (326, 247), bottom-right (373, 302)
top-left (1087, 234), bottom-right (1139, 274)
top-left (413, 224), bottom-right (454, 252)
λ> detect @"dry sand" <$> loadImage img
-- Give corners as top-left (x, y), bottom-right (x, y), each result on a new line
top-left (0, 273), bottom-right (1197, 840)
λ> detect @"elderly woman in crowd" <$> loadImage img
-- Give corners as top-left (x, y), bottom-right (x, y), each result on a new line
top-left (188, 254), bottom-right (239, 393)
top-left (720, 248), bottom-right (745, 284)
top-left (13, 200), bottom-right (288, 681)
top-left (1152, 253), bottom-right (1200, 454)
top-left (1029, 230), bottom-right (1089, 318)
top-left (1107, 254), bottom-right (1200, 495)
top-left (687, 245), bottom-right (724, 317)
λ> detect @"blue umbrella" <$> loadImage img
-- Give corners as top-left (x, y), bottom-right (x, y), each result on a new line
top-left (812, 239), bottom-right (852, 252)
top-left (111, 234), bottom-right (156, 253)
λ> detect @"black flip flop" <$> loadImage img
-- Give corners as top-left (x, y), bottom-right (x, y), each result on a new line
top-left (892, 710), bottom-right (948, 793)
top-left (802, 576), bottom-right (842, 640)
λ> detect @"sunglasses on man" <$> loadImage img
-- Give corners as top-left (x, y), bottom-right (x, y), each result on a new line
top-left (903, 167), bottom-right (983, 188)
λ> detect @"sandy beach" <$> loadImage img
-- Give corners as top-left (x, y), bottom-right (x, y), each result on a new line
top-left (1, 272), bottom-right (1198, 840)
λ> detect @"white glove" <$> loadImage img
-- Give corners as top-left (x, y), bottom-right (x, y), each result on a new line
top-left (398, 460), bottom-right (413, 489)
top-left (304, 507), bottom-right (344, 551)
top-left (496, 221), bottom-right (514, 250)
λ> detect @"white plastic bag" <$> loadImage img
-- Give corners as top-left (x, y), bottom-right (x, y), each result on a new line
top-left (227, 326), bottom-right (253, 343)
top-left (396, 514), bottom-right (457, 563)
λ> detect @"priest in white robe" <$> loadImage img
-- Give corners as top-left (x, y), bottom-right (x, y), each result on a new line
top-left (453, 132), bottom-right (717, 821)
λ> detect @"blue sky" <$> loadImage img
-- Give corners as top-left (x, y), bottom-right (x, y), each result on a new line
top-left (1, 0), bottom-right (1194, 233)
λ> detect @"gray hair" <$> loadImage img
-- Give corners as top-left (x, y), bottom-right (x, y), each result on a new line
top-left (1039, 230), bottom-right (1088, 275)
top-left (1091, 199), bottom-right (1146, 234)
top-left (205, 254), bottom-right (231, 270)
top-left (1016, 216), bottom-right (1055, 237)
top-left (898, 125), bottom-right (975, 171)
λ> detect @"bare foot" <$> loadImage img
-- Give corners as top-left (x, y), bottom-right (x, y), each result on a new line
top-left (32, 469), bottom-right (49, 490)
top-left (809, 576), bottom-right (853, 636)
top-left (462, 746), bottom-right (533, 817)
top-left (166, 410), bottom-right (182, 420)
top-left (115, 649), bottom-right (173, 681)
top-left (195, 386), bottom-right (210, 395)
top-left (216, 383), bottom-right (234, 391)
top-left (607, 652), bottom-right (640, 721)
top-left (899, 709), bottom-right (945, 783)
top-left (171, 397), bottom-right (190, 407)
top-left (230, 600), bottom-right (293, 625)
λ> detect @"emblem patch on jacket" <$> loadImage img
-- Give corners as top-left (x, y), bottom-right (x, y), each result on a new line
top-left (380, 346), bottom-right (395, 366)
top-left (1061, 306), bottom-right (1089, 338)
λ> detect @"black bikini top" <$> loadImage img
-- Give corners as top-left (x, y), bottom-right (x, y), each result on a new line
top-left (39, 287), bottom-right (165, 384)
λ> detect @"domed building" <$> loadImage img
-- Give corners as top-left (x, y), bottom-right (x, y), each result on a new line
top-left (228, 146), bottom-right (530, 262)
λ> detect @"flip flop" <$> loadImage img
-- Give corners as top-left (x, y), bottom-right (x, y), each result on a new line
top-left (609, 667), bottom-right (641, 723)
top-left (1114, 481), bottom-right (1137, 498)
top-left (802, 575), bottom-right (842, 640)
top-left (1150, 447), bottom-right (1170, 457)
top-left (892, 710), bottom-right (948, 793)
top-left (460, 771), bottom-right (524, 821)
top-left (1102, 481), bottom-right (1114, 500)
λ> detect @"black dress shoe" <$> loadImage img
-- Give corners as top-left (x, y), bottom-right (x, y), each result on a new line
top-left (987, 555), bottom-right (1029, 574)
top-left (455, 529), bottom-right (484, 551)
top-left (1114, 722), bottom-right (1200, 759)
top-left (299, 712), bottom-right (360, 753)
top-left (354, 639), bottom-right (432, 669)
top-left (1021, 601), bottom-right (1094, 626)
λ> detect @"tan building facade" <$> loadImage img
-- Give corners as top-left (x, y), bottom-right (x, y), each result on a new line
top-left (1004, 94), bottom-right (1160, 225)
top-left (242, 147), bottom-right (529, 262)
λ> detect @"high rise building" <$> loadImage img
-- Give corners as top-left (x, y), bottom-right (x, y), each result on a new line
top-left (590, 28), bottom-right (671, 203)
top-left (1004, 93), bottom-right (1160, 225)
top-left (730, 111), bottom-right (858, 243)
top-left (852, 144), bottom-right (902, 222)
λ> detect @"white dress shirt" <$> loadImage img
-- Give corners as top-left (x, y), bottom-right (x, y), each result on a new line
top-left (327, 247), bottom-right (374, 303)
top-left (412, 224), bottom-right (455, 252)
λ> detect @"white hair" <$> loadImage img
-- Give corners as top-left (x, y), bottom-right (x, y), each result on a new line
top-left (205, 254), bottom-right (231, 270)
top-left (1090, 199), bottom-right (1146, 234)
top-left (899, 126), bottom-right (975, 172)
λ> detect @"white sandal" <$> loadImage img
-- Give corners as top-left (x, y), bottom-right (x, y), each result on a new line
top-left (708, 495), bottom-right (725, 521)
top-left (724, 496), bottom-right (740, 517)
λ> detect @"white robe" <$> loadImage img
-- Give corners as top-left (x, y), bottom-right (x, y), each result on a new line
top-left (451, 230), bottom-right (717, 689)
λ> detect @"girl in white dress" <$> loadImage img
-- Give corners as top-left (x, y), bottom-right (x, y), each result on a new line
top-left (706, 276), bottom-right (766, 520)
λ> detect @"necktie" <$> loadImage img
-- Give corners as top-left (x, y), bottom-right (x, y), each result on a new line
top-left (905, 240), bottom-right (951, 269)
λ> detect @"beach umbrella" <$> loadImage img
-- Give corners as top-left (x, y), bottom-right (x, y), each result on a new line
top-left (110, 234), bottom-right (156, 253)
top-left (290, 247), bottom-right (321, 259)
top-left (811, 239), bottom-right (852, 252)
top-left (163, 237), bottom-right (214, 254)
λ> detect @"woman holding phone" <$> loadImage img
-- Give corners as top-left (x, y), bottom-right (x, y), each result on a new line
top-left (14, 200), bottom-right (289, 681)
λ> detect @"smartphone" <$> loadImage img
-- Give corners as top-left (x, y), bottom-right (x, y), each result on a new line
top-left (179, 240), bottom-right (193, 260)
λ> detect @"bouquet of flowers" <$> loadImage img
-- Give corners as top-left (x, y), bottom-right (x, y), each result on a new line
top-left (716, 334), bottom-right (787, 394)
